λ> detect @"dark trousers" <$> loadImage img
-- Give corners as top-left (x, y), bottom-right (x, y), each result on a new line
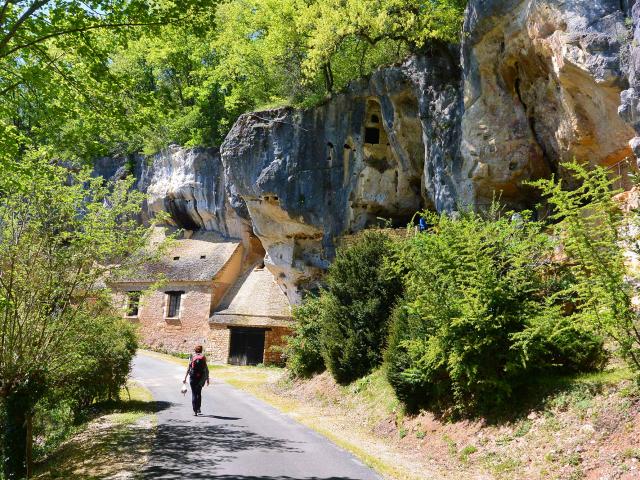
top-left (190, 380), bottom-right (203, 413)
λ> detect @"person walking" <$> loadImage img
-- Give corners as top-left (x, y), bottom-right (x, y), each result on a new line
top-left (183, 345), bottom-right (209, 416)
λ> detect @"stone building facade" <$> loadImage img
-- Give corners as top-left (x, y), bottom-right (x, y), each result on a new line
top-left (210, 266), bottom-right (294, 365)
top-left (110, 229), bottom-right (293, 365)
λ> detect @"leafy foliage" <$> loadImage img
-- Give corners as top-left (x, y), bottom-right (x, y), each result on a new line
top-left (285, 296), bottom-right (326, 378)
top-left (0, 0), bottom-right (218, 163)
top-left (310, 231), bottom-right (403, 384)
top-left (1, 1), bottom-right (467, 161)
top-left (530, 163), bottom-right (640, 375)
top-left (0, 155), bottom-right (153, 478)
top-left (384, 211), bottom-right (605, 415)
top-left (212, 0), bottom-right (467, 110)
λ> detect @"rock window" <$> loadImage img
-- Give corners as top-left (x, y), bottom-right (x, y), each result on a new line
top-left (365, 127), bottom-right (380, 144)
top-left (166, 291), bottom-right (183, 318)
top-left (364, 99), bottom-right (384, 145)
top-left (126, 291), bottom-right (141, 317)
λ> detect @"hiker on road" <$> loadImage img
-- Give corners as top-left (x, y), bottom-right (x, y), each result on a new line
top-left (183, 345), bottom-right (209, 416)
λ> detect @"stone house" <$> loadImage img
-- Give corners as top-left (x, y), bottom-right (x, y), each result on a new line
top-left (210, 264), bottom-right (294, 365)
top-left (110, 229), bottom-right (292, 365)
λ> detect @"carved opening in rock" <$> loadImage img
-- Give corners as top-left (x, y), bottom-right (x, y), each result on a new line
top-left (365, 127), bottom-right (380, 144)
top-left (364, 99), bottom-right (386, 147)
top-left (173, 256), bottom-right (180, 261)
top-left (165, 197), bottom-right (201, 231)
top-left (364, 156), bottom-right (392, 173)
top-left (200, 255), bottom-right (206, 259)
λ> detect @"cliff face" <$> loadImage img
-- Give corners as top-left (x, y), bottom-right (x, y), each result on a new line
top-left (95, 1), bottom-right (640, 302)
top-left (620, 1), bottom-right (640, 157)
top-left (93, 145), bottom-right (251, 239)
top-left (463, 0), bottom-right (634, 205)
top-left (221, 48), bottom-right (462, 300)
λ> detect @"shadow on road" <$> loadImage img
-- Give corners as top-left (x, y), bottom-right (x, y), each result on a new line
top-left (197, 414), bottom-right (242, 420)
top-left (209, 477), bottom-right (363, 479)
top-left (142, 422), bottom-right (306, 479)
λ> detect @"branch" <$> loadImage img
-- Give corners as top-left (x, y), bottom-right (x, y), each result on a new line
top-left (0, 0), bottom-right (50, 54)
top-left (1, 19), bottom-right (178, 60)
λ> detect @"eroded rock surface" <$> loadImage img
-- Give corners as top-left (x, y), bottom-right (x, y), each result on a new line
top-left (94, 1), bottom-right (640, 303)
top-left (93, 145), bottom-right (251, 240)
top-left (464, 0), bottom-right (635, 206)
top-left (221, 49), bottom-right (462, 301)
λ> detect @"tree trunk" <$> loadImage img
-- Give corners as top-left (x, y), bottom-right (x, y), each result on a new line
top-left (25, 413), bottom-right (33, 479)
top-left (323, 62), bottom-right (333, 94)
top-left (1, 390), bottom-right (29, 479)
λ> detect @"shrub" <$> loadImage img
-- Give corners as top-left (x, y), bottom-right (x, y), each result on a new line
top-left (385, 210), bottom-right (605, 415)
top-left (320, 231), bottom-right (403, 384)
top-left (57, 313), bottom-right (138, 412)
top-left (530, 163), bottom-right (640, 376)
top-left (285, 296), bottom-right (326, 378)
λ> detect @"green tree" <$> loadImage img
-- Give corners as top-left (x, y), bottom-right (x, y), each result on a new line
top-left (285, 295), bottom-right (326, 378)
top-left (300, 0), bottom-right (466, 93)
top-left (320, 231), bottom-right (403, 384)
top-left (0, 154), bottom-right (153, 479)
top-left (0, 0), bottom-right (218, 164)
top-left (211, 0), bottom-right (467, 109)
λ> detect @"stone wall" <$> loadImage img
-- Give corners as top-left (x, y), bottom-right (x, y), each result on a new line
top-left (114, 282), bottom-right (214, 353)
top-left (208, 325), bottom-right (231, 364)
top-left (264, 326), bottom-right (291, 365)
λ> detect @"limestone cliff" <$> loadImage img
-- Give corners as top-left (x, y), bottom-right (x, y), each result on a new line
top-left (94, 1), bottom-right (640, 302)
top-left (464, 0), bottom-right (634, 205)
top-left (219, 0), bottom-right (640, 300)
top-left (221, 47), bottom-right (462, 300)
top-left (93, 145), bottom-right (251, 240)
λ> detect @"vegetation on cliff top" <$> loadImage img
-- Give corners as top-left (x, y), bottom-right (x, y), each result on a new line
top-left (1, 0), bottom-right (467, 162)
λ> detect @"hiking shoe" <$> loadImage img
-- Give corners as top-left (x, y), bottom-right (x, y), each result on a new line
top-left (197, 409), bottom-right (201, 414)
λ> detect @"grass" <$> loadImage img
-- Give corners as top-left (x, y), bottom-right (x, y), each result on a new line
top-left (459, 445), bottom-right (478, 463)
top-left (33, 381), bottom-right (157, 480)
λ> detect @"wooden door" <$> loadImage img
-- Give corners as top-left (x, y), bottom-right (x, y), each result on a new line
top-left (228, 328), bottom-right (266, 366)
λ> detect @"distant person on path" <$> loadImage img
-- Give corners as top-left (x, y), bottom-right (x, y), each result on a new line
top-left (183, 345), bottom-right (209, 416)
top-left (418, 216), bottom-right (429, 233)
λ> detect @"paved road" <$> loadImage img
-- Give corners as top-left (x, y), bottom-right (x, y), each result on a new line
top-left (132, 353), bottom-right (382, 480)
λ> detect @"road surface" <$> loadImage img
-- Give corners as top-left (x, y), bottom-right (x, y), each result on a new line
top-left (132, 353), bottom-right (382, 480)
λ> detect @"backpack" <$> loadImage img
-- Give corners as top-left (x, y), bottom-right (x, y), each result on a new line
top-left (189, 353), bottom-right (206, 380)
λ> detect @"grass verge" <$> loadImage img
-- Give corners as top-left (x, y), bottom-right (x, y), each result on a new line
top-left (33, 381), bottom-right (157, 479)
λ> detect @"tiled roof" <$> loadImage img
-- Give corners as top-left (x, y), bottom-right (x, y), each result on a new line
top-left (212, 265), bottom-right (291, 318)
top-left (209, 314), bottom-right (294, 327)
top-left (117, 230), bottom-right (241, 283)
